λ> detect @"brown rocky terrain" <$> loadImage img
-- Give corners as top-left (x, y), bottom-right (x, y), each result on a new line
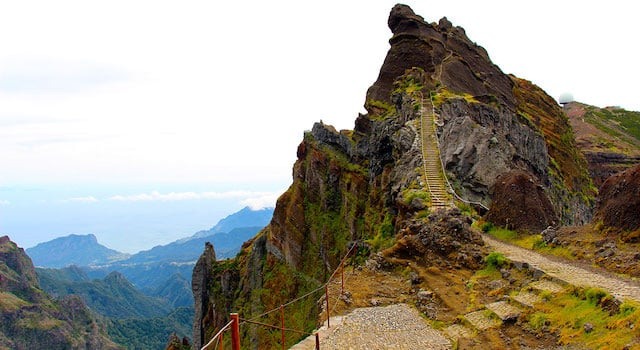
top-left (485, 170), bottom-right (558, 232)
top-left (0, 236), bottom-right (120, 350)
top-left (192, 4), bottom-right (606, 349)
top-left (595, 163), bottom-right (640, 240)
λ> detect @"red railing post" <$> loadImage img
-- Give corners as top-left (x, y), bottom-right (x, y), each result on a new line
top-left (219, 332), bottom-right (224, 350)
top-left (280, 305), bottom-right (285, 350)
top-left (314, 331), bottom-right (320, 350)
top-left (325, 284), bottom-right (330, 328)
top-left (340, 261), bottom-right (344, 294)
top-left (230, 313), bottom-right (240, 350)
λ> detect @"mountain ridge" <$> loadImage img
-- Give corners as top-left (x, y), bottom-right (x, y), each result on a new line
top-left (26, 233), bottom-right (130, 268)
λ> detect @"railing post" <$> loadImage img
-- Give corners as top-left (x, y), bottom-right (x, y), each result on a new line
top-left (230, 313), bottom-right (240, 350)
top-left (280, 305), bottom-right (285, 350)
top-left (325, 284), bottom-right (330, 328)
top-left (340, 261), bottom-right (344, 295)
top-left (219, 332), bottom-right (224, 350)
top-left (314, 331), bottom-right (320, 350)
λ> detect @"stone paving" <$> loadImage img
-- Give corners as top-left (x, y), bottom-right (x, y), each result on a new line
top-left (463, 310), bottom-right (500, 331)
top-left (443, 324), bottom-right (473, 340)
top-left (485, 301), bottom-right (521, 321)
top-left (291, 304), bottom-right (451, 349)
top-left (482, 234), bottom-right (640, 302)
top-left (528, 280), bottom-right (565, 294)
top-left (511, 290), bottom-right (542, 308)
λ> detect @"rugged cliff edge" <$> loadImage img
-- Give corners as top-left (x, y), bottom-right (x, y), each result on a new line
top-left (192, 4), bottom-right (595, 349)
top-left (0, 236), bottom-right (119, 350)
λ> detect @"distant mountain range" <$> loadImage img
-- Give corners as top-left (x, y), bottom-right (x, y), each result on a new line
top-left (23, 206), bottom-right (273, 349)
top-left (37, 267), bottom-right (171, 319)
top-left (27, 206), bottom-right (274, 270)
top-left (189, 206), bottom-right (273, 239)
top-left (26, 233), bottom-right (130, 268)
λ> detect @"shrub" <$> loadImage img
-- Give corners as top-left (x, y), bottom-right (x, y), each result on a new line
top-left (484, 252), bottom-right (507, 269)
top-left (585, 287), bottom-right (609, 305)
top-left (481, 222), bottom-right (494, 233)
top-left (528, 312), bottom-right (549, 331)
top-left (620, 302), bottom-right (637, 316)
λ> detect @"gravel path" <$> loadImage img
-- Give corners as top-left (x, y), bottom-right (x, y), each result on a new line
top-left (483, 234), bottom-right (640, 302)
top-left (292, 304), bottom-right (451, 350)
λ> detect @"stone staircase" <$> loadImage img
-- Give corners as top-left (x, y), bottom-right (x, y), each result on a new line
top-left (420, 97), bottom-right (453, 210)
top-left (444, 279), bottom-right (566, 343)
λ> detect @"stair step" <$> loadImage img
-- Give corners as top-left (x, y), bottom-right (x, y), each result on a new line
top-left (511, 291), bottom-right (541, 308)
top-left (444, 324), bottom-right (473, 341)
top-left (485, 301), bottom-right (521, 322)
top-left (419, 98), bottom-right (454, 210)
top-left (528, 280), bottom-right (565, 294)
top-left (464, 310), bottom-right (501, 331)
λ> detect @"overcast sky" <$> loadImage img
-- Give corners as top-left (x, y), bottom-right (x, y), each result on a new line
top-left (1, 1), bottom-right (638, 252)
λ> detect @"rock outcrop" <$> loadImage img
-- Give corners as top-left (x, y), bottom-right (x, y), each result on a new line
top-left (0, 236), bottom-right (119, 350)
top-left (485, 170), bottom-right (558, 232)
top-left (365, 4), bottom-right (593, 224)
top-left (594, 163), bottom-right (640, 241)
top-left (193, 5), bottom-right (596, 348)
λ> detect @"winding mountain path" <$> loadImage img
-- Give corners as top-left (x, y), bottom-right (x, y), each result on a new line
top-left (482, 234), bottom-right (640, 302)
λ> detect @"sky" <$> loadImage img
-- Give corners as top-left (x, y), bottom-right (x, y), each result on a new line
top-left (0, 1), bottom-right (638, 253)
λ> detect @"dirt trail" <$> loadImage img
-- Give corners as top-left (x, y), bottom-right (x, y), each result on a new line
top-left (482, 234), bottom-right (640, 301)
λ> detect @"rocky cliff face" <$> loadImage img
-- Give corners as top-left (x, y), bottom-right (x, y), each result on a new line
top-left (0, 236), bottom-right (119, 350)
top-left (193, 4), bottom-right (595, 348)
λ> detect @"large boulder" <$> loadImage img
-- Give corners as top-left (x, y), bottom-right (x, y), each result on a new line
top-left (594, 163), bottom-right (640, 241)
top-left (485, 170), bottom-right (558, 232)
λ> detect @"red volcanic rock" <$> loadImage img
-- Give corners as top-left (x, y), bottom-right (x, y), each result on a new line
top-left (595, 163), bottom-right (640, 240)
top-left (485, 170), bottom-right (558, 232)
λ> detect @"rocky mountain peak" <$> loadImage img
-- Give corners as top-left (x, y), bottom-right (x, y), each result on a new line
top-left (367, 4), bottom-right (514, 109)
top-left (388, 4), bottom-right (426, 34)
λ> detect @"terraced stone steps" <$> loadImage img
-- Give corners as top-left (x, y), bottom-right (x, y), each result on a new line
top-left (447, 277), bottom-right (569, 344)
top-left (419, 97), bottom-right (453, 209)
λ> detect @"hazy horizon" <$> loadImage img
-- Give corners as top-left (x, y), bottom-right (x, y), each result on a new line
top-left (1, 183), bottom-right (282, 253)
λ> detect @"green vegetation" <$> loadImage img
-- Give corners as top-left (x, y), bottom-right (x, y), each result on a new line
top-left (392, 74), bottom-right (424, 95)
top-left (484, 252), bottom-right (507, 269)
top-left (432, 88), bottom-right (478, 106)
top-left (37, 270), bottom-right (171, 319)
top-left (527, 312), bottom-right (549, 332)
top-left (366, 99), bottom-right (395, 120)
top-left (584, 105), bottom-right (640, 144)
top-left (531, 287), bottom-right (640, 348)
top-left (107, 307), bottom-right (194, 350)
top-left (480, 222), bottom-right (575, 260)
top-left (0, 291), bottom-right (30, 312)
top-left (366, 213), bottom-right (396, 251)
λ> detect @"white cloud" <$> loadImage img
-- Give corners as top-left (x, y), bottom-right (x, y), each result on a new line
top-left (0, 200), bottom-right (10, 206)
top-left (240, 193), bottom-right (280, 210)
top-left (108, 190), bottom-right (281, 203)
top-left (64, 196), bottom-right (99, 203)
